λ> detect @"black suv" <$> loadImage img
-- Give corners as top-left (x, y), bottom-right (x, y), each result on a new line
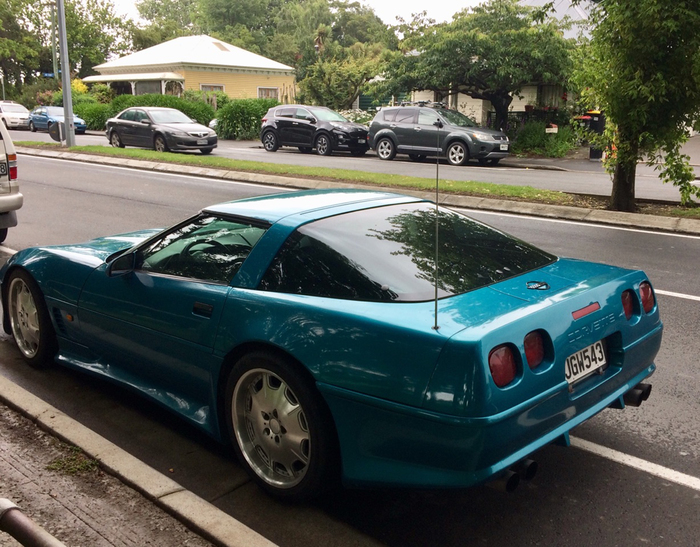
top-left (368, 104), bottom-right (509, 166)
top-left (260, 105), bottom-right (369, 156)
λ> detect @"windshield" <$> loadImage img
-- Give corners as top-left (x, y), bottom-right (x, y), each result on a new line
top-left (308, 107), bottom-right (348, 123)
top-left (148, 109), bottom-right (193, 124)
top-left (3, 104), bottom-right (28, 113)
top-left (45, 107), bottom-right (65, 116)
top-left (437, 109), bottom-right (478, 128)
top-left (260, 203), bottom-right (556, 302)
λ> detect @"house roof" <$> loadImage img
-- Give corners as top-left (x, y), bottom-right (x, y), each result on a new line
top-left (94, 35), bottom-right (294, 74)
top-left (82, 71), bottom-right (184, 83)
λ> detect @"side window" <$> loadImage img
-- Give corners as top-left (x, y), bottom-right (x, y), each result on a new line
top-left (418, 109), bottom-right (441, 126)
top-left (134, 110), bottom-right (148, 122)
top-left (259, 230), bottom-right (394, 301)
top-left (295, 108), bottom-right (313, 121)
top-left (277, 108), bottom-right (295, 118)
top-left (394, 108), bottom-right (416, 123)
top-left (138, 215), bottom-right (268, 284)
top-left (380, 109), bottom-right (397, 122)
top-left (119, 110), bottom-right (135, 121)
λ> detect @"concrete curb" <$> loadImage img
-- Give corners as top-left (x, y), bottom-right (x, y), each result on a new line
top-left (18, 146), bottom-right (700, 236)
top-left (0, 374), bottom-right (276, 547)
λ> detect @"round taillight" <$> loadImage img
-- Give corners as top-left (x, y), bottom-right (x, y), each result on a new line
top-left (488, 345), bottom-right (517, 388)
top-left (621, 290), bottom-right (634, 320)
top-left (639, 282), bottom-right (655, 313)
top-left (524, 331), bottom-right (545, 369)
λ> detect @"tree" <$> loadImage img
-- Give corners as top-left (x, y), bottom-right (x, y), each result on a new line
top-left (571, 1), bottom-right (700, 211)
top-left (0, 0), bottom-right (44, 96)
top-left (380, 0), bottom-right (573, 131)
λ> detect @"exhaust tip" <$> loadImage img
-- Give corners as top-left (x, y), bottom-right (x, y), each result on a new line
top-left (516, 459), bottom-right (538, 482)
top-left (487, 470), bottom-right (520, 493)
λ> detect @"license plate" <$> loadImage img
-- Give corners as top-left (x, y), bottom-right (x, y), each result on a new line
top-left (197, 139), bottom-right (207, 145)
top-left (565, 340), bottom-right (606, 384)
top-left (500, 143), bottom-right (509, 151)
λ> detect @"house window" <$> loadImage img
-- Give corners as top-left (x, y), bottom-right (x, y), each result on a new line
top-left (258, 87), bottom-right (279, 99)
top-left (201, 84), bottom-right (224, 92)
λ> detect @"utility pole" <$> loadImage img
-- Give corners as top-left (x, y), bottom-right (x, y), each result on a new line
top-left (52, 4), bottom-right (59, 82)
top-left (56, 0), bottom-right (75, 146)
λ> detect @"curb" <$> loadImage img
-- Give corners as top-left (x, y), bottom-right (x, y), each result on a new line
top-left (0, 375), bottom-right (276, 547)
top-left (18, 146), bottom-right (700, 236)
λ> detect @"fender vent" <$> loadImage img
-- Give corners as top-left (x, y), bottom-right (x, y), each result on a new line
top-left (52, 308), bottom-right (67, 336)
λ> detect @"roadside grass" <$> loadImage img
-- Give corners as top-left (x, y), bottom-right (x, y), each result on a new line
top-left (15, 141), bottom-right (700, 219)
top-left (47, 445), bottom-right (99, 475)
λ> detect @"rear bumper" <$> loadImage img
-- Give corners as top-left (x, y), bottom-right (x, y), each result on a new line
top-left (320, 323), bottom-right (662, 489)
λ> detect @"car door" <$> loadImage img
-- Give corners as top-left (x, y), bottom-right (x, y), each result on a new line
top-left (33, 107), bottom-right (48, 130)
top-left (407, 108), bottom-right (445, 153)
top-left (391, 108), bottom-right (418, 153)
top-left (291, 108), bottom-right (317, 146)
top-left (273, 107), bottom-right (298, 145)
top-left (132, 109), bottom-right (154, 148)
top-left (76, 214), bottom-right (268, 413)
top-left (113, 109), bottom-right (137, 145)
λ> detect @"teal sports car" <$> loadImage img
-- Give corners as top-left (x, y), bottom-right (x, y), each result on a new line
top-left (0, 190), bottom-right (662, 500)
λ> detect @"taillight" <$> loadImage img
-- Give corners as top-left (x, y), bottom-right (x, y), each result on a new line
top-left (621, 290), bottom-right (634, 320)
top-left (639, 281), bottom-right (654, 313)
top-left (7, 153), bottom-right (17, 180)
top-left (488, 345), bottom-right (517, 387)
top-left (261, 117), bottom-right (268, 124)
top-left (524, 331), bottom-right (545, 369)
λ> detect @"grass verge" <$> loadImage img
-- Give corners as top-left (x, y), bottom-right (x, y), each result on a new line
top-left (15, 141), bottom-right (700, 219)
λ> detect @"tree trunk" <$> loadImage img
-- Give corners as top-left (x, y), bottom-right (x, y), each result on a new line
top-left (490, 95), bottom-right (512, 132)
top-left (610, 158), bottom-right (637, 211)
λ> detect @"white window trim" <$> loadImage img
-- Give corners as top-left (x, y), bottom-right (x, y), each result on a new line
top-left (200, 84), bottom-right (225, 92)
top-left (257, 86), bottom-right (279, 99)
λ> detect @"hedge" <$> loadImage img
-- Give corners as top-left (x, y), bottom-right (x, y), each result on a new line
top-left (73, 103), bottom-right (112, 131)
top-left (214, 98), bottom-right (279, 140)
top-left (109, 94), bottom-right (215, 126)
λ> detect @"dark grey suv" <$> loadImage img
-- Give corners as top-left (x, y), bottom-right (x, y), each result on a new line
top-left (368, 104), bottom-right (509, 166)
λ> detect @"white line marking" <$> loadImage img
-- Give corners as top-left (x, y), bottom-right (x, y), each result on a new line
top-left (571, 436), bottom-right (700, 492)
top-left (0, 246), bottom-right (16, 256)
top-left (655, 289), bottom-right (700, 302)
top-left (464, 208), bottom-right (700, 240)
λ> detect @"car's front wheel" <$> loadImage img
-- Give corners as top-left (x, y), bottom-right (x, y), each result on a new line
top-left (315, 134), bottom-right (333, 156)
top-left (262, 131), bottom-right (278, 152)
top-left (200, 148), bottom-right (213, 155)
top-left (375, 138), bottom-right (396, 160)
top-left (446, 142), bottom-right (469, 166)
top-left (7, 270), bottom-right (58, 368)
top-left (154, 135), bottom-right (168, 152)
top-left (29, 121), bottom-right (36, 132)
top-left (226, 351), bottom-right (338, 501)
top-left (110, 131), bottom-right (125, 148)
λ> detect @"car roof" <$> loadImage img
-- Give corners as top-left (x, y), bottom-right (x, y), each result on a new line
top-left (204, 189), bottom-right (425, 225)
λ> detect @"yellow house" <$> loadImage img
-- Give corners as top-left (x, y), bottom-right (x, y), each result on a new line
top-left (83, 35), bottom-right (296, 102)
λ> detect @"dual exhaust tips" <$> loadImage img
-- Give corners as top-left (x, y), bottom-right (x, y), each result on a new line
top-left (488, 459), bottom-right (538, 493)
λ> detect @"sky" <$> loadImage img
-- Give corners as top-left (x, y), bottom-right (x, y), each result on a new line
top-left (110, 0), bottom-right (483, 26)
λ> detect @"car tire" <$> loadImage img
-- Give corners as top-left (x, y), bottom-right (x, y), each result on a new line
top-left (489, 158), bottom-right (501, 166)
top-left (110, 131), bottom-right (125, 148)
top-left (262, 131), bottom-right (278, 152)
top-left (0, 228), bottom-right (7, 243)
top-left (154, 135), bottom-right (168, 152)
top-left (408, 154), bottom-right (425, 162)
top-left (29, 121), bottom-right (36, 132)
top-left (315, 134), bottom-right (333, 156)
top-left (375, 138), bottom-right (396, 160)
top-left (298, 147), bottom-right (312, 154)
top-left (225, 350), bottom-right (339, 501)
top-left (446, 142), bottom-right (469, 166)
top-left (200, 148), bottom-right (213, 155)
top-left (6, 269), bottom-right (58, 368)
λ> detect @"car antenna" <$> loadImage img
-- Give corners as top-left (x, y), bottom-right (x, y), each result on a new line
top-left (432, 118), bottom-right (444, 331)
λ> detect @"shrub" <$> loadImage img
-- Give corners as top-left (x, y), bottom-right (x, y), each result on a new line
top-left (109, 94), bottom-right (215, 125)
top-left (182, 90), bottom-right (231, 111)
top-left (89, 84), bottom-right (115, 104)
top-left (511, 121), bottom-right (576, 158)
top-left (73, 103), bottom-right (112, 130)
top-left (215, 98), bottom-right (279, 140)
top-left (339, 109), bottom-right (373, 125)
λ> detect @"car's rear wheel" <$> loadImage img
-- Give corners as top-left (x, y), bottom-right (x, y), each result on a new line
top-left (446, 142), bottom-right (469, 166)
top-left (29, 121), bottom-right (36, 132)
top-left (110, 131), bottom-right (125, 148)
top-left (7, 270), bottom-right (58, 368)
top-left (226, 351), bottom-right (338, 501)
top-left (298, 147), bottom-right (312, 154)
top-left (376, 138), bottom-right (396, 160)
top-left (315, 134), bottom-right (333, 156)
top-left (200, 148), bottom-right (213, 155)
top-left (154, 135), bottom-right (168, 152)
top-left (262, 131), bottom-right (278, 152)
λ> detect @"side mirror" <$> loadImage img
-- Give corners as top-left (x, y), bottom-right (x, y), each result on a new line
top-left (140, 119), bottom-right (151, 125)
top-left (107, 252), bottom-right (136, 277)
top-left (308, 117), bottom-right (317, 124)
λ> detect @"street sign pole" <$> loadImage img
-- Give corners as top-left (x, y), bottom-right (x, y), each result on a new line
top-left (56, 0), bottom-right (76, 147)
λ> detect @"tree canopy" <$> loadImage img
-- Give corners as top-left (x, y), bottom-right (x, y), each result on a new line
top-left (379, 0), bottom-right (573, 130)
top-left (572, 0), bottom-right (700, 210)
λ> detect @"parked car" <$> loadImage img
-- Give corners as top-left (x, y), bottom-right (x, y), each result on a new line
top-left (369, 103), bottom-right (510, 166)
top-left (29, 106), bottom-right (87, 134)
top-left (106, 107), bottom-right (217, 154)
top-left (0, 120), bottom-right (23, 243)
top-left (0, 101), bottom-right (30, 130)
top-left (0, 189), bottom-right (662, 501)
top-left (260, 105), bottom-right (369, 156)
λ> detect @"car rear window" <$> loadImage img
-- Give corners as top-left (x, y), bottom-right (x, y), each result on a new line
top-left (259, 203), bottom-right (556, 302)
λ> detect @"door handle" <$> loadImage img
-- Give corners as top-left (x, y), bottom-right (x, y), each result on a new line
top-left (414, 127), bottom-right (422, 131)
top-left (192, 302), bottom-right (213, 318)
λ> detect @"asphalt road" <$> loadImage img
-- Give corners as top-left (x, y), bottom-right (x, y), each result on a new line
top-left (0, 157), bottom-right (698, 546)
top-left (9, 128), bottom-right (687, 202)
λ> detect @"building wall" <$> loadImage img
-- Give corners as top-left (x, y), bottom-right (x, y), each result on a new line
top-left (182, 69), bottom-right (296, 102)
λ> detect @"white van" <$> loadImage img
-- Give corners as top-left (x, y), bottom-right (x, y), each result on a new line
top-left (0, 121), bottom-right (23, 243)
